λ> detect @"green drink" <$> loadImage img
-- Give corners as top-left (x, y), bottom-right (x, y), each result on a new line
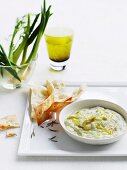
top-left (45, 27), bottom-right (73, 71)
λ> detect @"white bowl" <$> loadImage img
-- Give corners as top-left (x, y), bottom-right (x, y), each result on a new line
top-left (59, 99), bottom-right (127, 145)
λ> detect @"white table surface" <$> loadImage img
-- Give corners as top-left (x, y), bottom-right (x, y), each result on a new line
top-left (1, 0), bottom-right (127, 169)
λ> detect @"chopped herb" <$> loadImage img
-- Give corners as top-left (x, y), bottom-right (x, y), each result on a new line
top-left (31, 119), bottom-right (59, 142)
top-left (40, 125), bottom-right (44, 128)
top-left (53, 120), bottom-right (59, 124)
top-left (46, 123), bottom-right (52, 127)
top-left (31, 128), bottom-right (35, 138)
top-left (48, 136), bottom-right (56, 140)
top-left (46, 120), bottom-right (59, 127)
top-left (48, 128), bottom-right (59, 132)
top-left (50, 140), bottom-right (58, 142)
top-left (33, 129), bottom-right (35, 136)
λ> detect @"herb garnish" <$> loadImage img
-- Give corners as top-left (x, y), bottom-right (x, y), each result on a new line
top-left (48, 136), bottom-right (58, 142)
top-left (40, 125), bottom-right (44, 128)
top-left (48, 128), bottom-right (59, 132)
top-left (34, 118), bottom-right (59, 141)
top-left (31, 128), bottom-right (35, 138)
top-left (46, 120), bottom-right (59, 127)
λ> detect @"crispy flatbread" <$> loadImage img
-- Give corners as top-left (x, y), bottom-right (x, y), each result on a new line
top-left (30, 85), bottom-right (49, 119)
top-left (34, 81), bottom-right (55, 125)
top-left (52, 80), bottom-right (64, 90)
top-left (34, 82), bottom-right (86, 125)
top-left (6, 131), bottom-right (17, 137)
top-left (0, 115), bottom-right (20, 131)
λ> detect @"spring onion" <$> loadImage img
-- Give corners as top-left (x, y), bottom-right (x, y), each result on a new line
top-left (0, 0), bottom-right (52, 81)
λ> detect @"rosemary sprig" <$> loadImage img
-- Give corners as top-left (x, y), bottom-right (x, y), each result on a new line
top-left (48, 128), bottom-right (59, 132)
top-left (46, 120), bottom-right (59, 127)
top-left (50, 140), bottom-right (58, 142)
top-left (31, 128), bottom-right (35, 138)
top-left (49, 136), bottom-right (56, 140)
top-left (40, 125), bottom-right (44, 128)
top-left (39, 119), bottom-right (59, 142)
top-left (52, 120), bottom-right (59, 124)
top-left (48, 136), bottom-right (58, 142)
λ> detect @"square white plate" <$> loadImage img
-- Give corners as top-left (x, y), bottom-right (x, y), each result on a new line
top-left (18, 83), bottom-right (127, 156)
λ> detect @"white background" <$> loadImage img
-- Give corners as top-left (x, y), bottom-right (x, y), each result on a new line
top-left (1, 0), bottom-right (127, 169)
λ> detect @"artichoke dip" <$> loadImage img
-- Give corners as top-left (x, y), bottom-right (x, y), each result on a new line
top-left (64, 107), bottom-right (127, 139)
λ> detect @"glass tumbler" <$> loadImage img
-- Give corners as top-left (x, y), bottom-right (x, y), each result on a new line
top-left (45, 27), bottom-right (73, 71)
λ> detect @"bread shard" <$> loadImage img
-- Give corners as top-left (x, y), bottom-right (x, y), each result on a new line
top-left (29, 85), bottom-right (48, 120)
top-left (30, 80), bottom-right (86, 125)
top-left (0, 115), bottom-right (20, 130)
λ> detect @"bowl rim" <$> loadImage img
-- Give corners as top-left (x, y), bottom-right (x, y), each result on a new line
top-left (59, 99), bottom-right (127, 142)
